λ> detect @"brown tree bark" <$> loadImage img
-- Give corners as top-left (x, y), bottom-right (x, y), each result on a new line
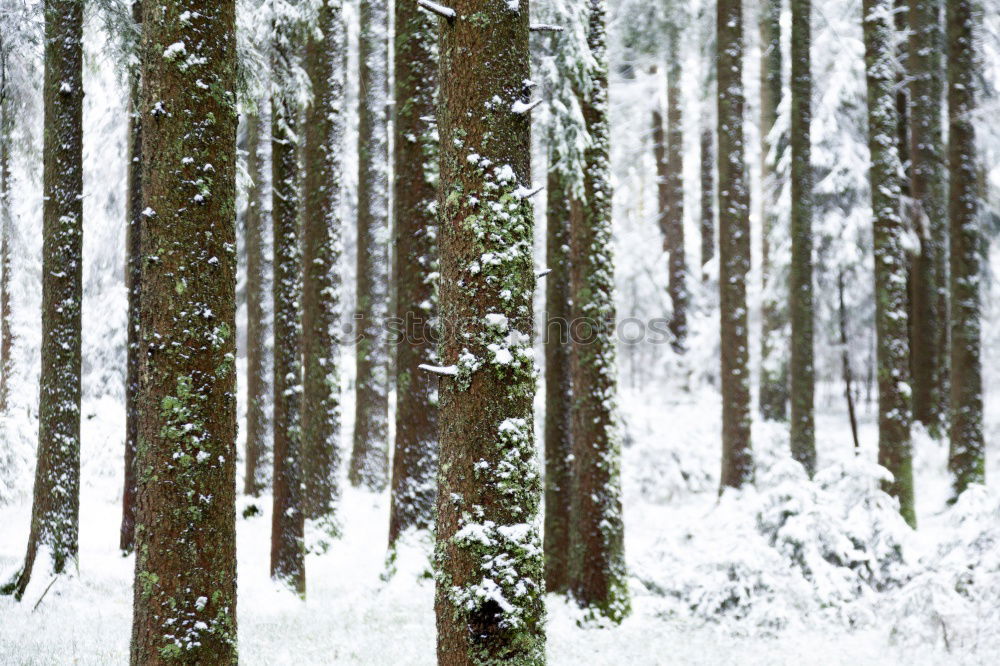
top-left (129, 1), bottom-right (239, 661)
top-left (434, 1), bottom-right (545, 661)
top-left (2, 0), bottom-right (84, 601)
top-left (389, 0), bottom-right (438, 547)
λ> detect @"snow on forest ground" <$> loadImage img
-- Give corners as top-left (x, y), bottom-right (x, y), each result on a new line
top-left (2, 385), bottom-right (997, 664)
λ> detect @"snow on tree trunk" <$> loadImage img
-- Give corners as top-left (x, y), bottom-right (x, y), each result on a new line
top-left (664, 28), bottom-right (687, 353)
top-left (790, 0), bottom-right (816, 475)
top-left (699, 9), bottom-right (716, 280)
top-left (569, 0), bottom-right (629, 623)
top-left (718, 0), bottom-right (753, 489)
top-left (1, 0), bottom-right (84, 602)
top-left (389, 0), bottom-right (438, 548)
top-left (121, 1), bottom-right (143, 553)
top-left (863, 0), bottom-right (916, 527)
top-left (0, 52), bottom-right (12, 415)
top-left (908, 0), bottom-right (947, 432)
top-left (302, 0), bottom-right (346, 528)
top-left (243, 103), bottom-right (273, 498)
top-left (759, 0), bottom-right (789, 423)
top-left (433, 0), bottom-right (545, 661)
top-left (946, 0), bottom-right (984, 497)
top-left (129, 1), bottom-right (239, 660)
top-left (270, 0), bottom-right (306, 595)
top-left (350, 0), bottom-right (390, 491)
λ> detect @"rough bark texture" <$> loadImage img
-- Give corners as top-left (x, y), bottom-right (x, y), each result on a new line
top-left (908, 0), bottom-right (947, 431)
top-left (389, 0), bottom-right (438, 547)
top-left (864, 0), bottom-right (916, 527)
top-left (569, 0), bottom-right (629, 623)
top-left (270, 7), bottom-right (305, 595)
top-left (302, 0), bottom-right (345, 526)
top-left (717, 0), bottom-right (753, 489)
top-left (663, 31), bottom-right (687, 352)
top-left (350, 0), bottom-right (390, 491)
top-left (243, 105), bottom-right (272, 497)
top-left (1, 0), bottom-right (84, 602)
top-left (543, 139), bottom-right (574, 596)
top-left (789, 0), bottom-right (816, 475)
top-left (434, 1), bottom-right (545, 662)
top-left (946, 0), bottom-right (984, 497)
top-left (121, 3), bottom-right (143, 552)
top-left (759, 0), bottom-right (788, 422)
top-left (129, 1), bottom-right (238, 661)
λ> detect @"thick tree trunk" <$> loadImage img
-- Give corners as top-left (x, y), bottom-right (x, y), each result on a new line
top-left (569, 0), bottom-right (629, 623)
top-left (270, 8), bottom-right (305, 595)
top-left (908, 0), bottom-right (947, 431)
top-left (946, 0), bottom-right (984, 497)
top-left (864, 0), bottom-right (915, 527)
top-left (120, 8), bottom-right (143, 551)
top-left (243, 105), bottom-right (272, 498)
top-left (389, 0), bottom-right (438, 547)
top-left (129, 2), bottom-right (239, 661)
top-left (664, 32), bottom-right (687, 352)
top-left (543, 138), bottom-right (574, 595)
top-left (434, 1), bottom-right (545, 662)
top-left (302, 0), bottom-right (345, 527)
top-left (717, 0), bottom-right (753, 489)
top-left (789, 0), bottom-right (816, 474)
top-left (350, 0), bottom-right (390, 491)
top-left (759, 0), bottom-right (788, 422)
top-left (2, 0), bottom-right (84, 602)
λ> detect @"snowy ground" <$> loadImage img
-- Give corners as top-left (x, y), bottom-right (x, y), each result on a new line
top-left (2, 384), bottom-right (997, 665)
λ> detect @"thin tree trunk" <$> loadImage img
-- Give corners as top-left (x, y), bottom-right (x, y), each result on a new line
top-left (350, 0), bottom-right (390, 491)
top-left (120, 21), bottom-right (142, 554)
top-left (946, 0), bottom-right (984, 498)
top-left (664, 31), bottom-right (687, 352)
top-left (718, 0), bottom-right (753, 489)
top-left (302, 0), bottom-right (345, 527)
top-left (908, 0), bottom-right (947, 431)
top-left (790, 0), bottom-right (816, 474)
top-left (759, 0), bottom-right (788, 422)
top-left (700, 127), bottom-right (715, 279)
top-left (129, 1), bottom-right (239, 661)
top-left (270, 5), bottom-right (305, 595)
top-left (1, 0), bottom-right (84, 601)
top-left (543, 138), bottom-right (574, 595)
top-left (864, 0), bottom-right (916, 527)
top-left (389, 0), bottom-right (438, 548)
top-left (569, 0), bottom-right (629, 623)
top-left (838, 271), bottom-right (861, 451)
top-left (0, 50), bottom-right (13, 415)
top-left (243, 104), bottom-right (272, 498)
top-left (434, 1), bottom-right (545, 661)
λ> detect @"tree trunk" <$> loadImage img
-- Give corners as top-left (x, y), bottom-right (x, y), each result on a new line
top-left (434, 1), bottom-right (545, 661)
top-left (1, 0), bottom-right (84, 602)
top-left (946, 0), bottom-right (984, 498)
top-left (718, 0), bottom-right (753, 489)
top-left (789, 0), bottom-right (816, 474)
top-left (243, 104), bottom-right (272, 498)
top-left (839, 271), bottom-right (861, 451)
top-left (759, 0), bottom-right (788, 423)
top-left (700, 127), bottom-right (715, 279)
top-left (908, 0), bottom-right (947, 431)
top-left (543, 138), bottom-right (574, 595)
top-left (120, 2), bottom-right (143, 552)
top-left (350, 0), bottom-right (390, 491)
top-left (662, 32), bottom-right (687, 352)
top-left (863, 0), bottom-right (915, 527)
top-left (389, 0), bottom-right (438, 548)
top-left (569, 0), bottom-right (629, 623)
top-left (270, 6), bottom-right (305, 595)
top-left (0, 53), bottom-right (12, 415)
top-left (129, 1), bottom-right (238, 661)
top-left (302, 0), bottom-right (346, 527)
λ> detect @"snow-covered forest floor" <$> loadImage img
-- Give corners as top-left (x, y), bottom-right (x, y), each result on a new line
top-left (2, 383), bottom-right (999, 664)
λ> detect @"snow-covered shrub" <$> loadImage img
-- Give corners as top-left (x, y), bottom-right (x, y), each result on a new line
top-left (889, 485), bottom-right (1000, 653)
